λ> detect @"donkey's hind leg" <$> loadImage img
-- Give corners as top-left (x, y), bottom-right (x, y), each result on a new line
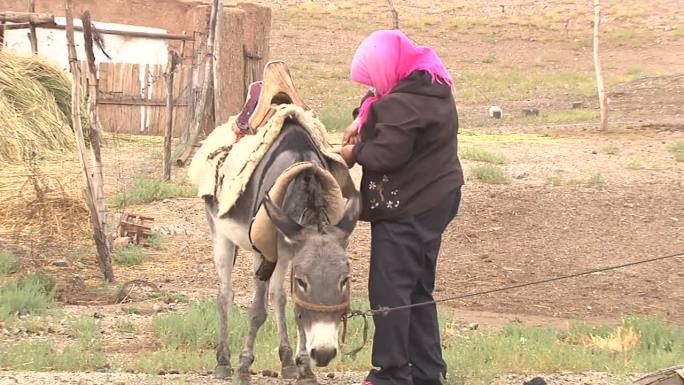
top-left (213, 234), bottom-right (236, 379)
top-left (271, 257), bottom-right (298, 379)
top-left (237, 253), bottom-right (270, 385)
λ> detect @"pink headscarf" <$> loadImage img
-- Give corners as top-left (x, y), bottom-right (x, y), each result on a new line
top-left (350, 30), bottom-right (453, 129)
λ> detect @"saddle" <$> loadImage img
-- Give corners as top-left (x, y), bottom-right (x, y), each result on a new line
top-left (235, 61), bottom-right (309, 135)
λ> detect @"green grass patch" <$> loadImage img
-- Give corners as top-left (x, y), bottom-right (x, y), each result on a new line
top-left (160, 292), bottom-right (190, 304)
top-left (116, 319), bottom-right (135, 333)
top-left (108, 177), bottom-right (196, 208)
top-left (0, 272), bottom-right (56, 321)
top-left (113, 245), bottom-right (147, 266)
top-left (147, 231), bottom-right (166, 250)
top-left (470, 164), bottom-right (507, 184)
top-left (0, 316), bottom-right (105, 371)
top-left (525, 109), bottom-right (600, 124)
top-left (603, 144), bottom-right (619, 155)
top-left (129, 297), bottom-right (684, 383)
top-left (319, 107), bottom-right (353, 133)
top-left (460, 147), bottom-right (506, 164)
top-left (585, 173), bottom-right (605, 188)
top-left (547, 174), bottom-right (564, 186)
top-left (669, 140), bottom-right (684, 162)
top-left (0, 249), bottom-right (19, 277)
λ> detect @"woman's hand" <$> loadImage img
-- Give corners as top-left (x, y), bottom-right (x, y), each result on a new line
top-left (343, 120), bottom-right (361, 145)
top-left (340, 145), bottom-right (356, 168)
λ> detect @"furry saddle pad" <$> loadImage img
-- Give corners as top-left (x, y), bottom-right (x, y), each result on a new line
top-left (249, 161), bottom-right (345, 262)
top-left (188, 104), bottom-right (353, 218)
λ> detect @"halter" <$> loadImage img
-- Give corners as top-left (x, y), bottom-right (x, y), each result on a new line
top-left (289, 267), bottom-right (351, 314)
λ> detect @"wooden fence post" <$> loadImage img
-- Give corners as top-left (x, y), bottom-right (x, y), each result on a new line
top-left (163, 50), bottom-right (178, 181)
top-left (214, 6), bottom-right (246, 125)
top-left (237, 3), bottom-right (271, 97)
top-left (65, 0), bottom-right (114, 282)
top-left (176, 0), bottom-right (221, 166)
top-left (28, 0), bottom-right (38, 54)
top-left (593, 0), bottom-right (607, 130)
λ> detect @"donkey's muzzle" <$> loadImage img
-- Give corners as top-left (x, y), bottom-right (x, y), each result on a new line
top-left (310, 347), bottom-right (337, 367)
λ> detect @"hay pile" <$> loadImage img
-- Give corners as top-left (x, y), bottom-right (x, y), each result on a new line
top-left (0, 50), bottom-right (88, 238)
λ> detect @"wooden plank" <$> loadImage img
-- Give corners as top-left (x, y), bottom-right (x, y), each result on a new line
top-left (98, 97), bottom-right (189, 107)
top-left (237, 3), bottom-right (271, 94)
top-left (214, 6), bottom-right (246, 125)
top-left (0, 11), bottom-right (54, 24)
top-left (28, 1), bottom-right (38, 54)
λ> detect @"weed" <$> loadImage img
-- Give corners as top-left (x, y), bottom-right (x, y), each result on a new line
top-left (471, 165), bottom-right (507, 184)
top-left (482, 53), bottom-right (497, 64)
top-left (460, 147), bottom-right (506, 165)
top-left (113, 245), bottom-right (147, 266)
top-left (108, 177), bottom-right (196, 208)
top-left (0, 273), bottom-right (56, 321)
top-left (669, 140), bottom-right (684, 162)
top-left (147, 231), bottom-right (166, 250)
top-left (626, 159), bottom-right (645, 170)
top-left (0, 317), bottom-right (105, 371)
top-left (603, 144), bottom-right (619, 155)
top-left (121, 307), bottom-right (141, 315)
top-left (585, 173), bottom-right (605, 188)
top-left (547, 174), bottom-right (564, 186)
top-left (116, 319), bottom-right (135, 333)
top-left (160, 292), bottom-right (190, 304)
top-left (0, 249), bottom-right (19, 277)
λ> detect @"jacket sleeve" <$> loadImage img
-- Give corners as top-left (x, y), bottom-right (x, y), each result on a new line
top-left (352, 97), bottom-right (420, 173)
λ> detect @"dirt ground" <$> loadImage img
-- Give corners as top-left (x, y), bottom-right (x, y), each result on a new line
top-left (1, 0), bottom-right (683, 384)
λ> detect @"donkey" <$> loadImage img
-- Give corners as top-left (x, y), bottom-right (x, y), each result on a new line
top-left (203, 120), bottom-right (359, 384)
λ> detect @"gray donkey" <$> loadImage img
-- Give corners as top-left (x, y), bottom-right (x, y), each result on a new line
top-left (203, 121), bottom-right (359, 384)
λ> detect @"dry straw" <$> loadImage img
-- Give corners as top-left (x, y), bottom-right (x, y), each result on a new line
top-left (0, 50), bottom-right (88, 239)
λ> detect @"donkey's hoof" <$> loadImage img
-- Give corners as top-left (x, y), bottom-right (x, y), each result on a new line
top-left (281, 365), bottom-right (298, 379)
top-left (234, 371), bottom-right (251, 385)
top-left (296, 376), bottom-right (319, 385)
top-left (214, 365), bottom-right (232, 379)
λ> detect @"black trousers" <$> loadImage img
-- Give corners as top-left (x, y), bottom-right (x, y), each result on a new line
top-left (367, 187), bottom-right (462, 385)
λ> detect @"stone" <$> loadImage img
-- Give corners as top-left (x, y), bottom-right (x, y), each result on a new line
top-left (572, 101), bottom-right (585, 109)
top-left (327, 373), bottom-right (336, 379)
top-left (522, 108), bottom-right (540, 117)
top-left (488, 106), bottom-right (503, 119)
top-left (52, 259), bottom-right (69, 267)
top-left (112, 236), bottom-right (132, 251)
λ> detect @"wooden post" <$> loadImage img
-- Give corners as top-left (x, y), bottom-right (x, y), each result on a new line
top-left (386, 0), bottom-right (399, 29)
top-left (28, 0), bottom-right (38, 54)
top-left (214, 6), bottom-right (246, 125)
top-left (593, 0), bottom-right (607, 130)
top-left (163, 50), bottom-right (177, 181)
top-left (176, 0), bottom-right (221, 166)
top-left (0, 21), bottom-right (5, 50)
top-left (0, 12), bottom-right (54, 24)
top-left (237, 3), bottom-right (271, 96)
top-left (65, 0), bottom-right (114, 282)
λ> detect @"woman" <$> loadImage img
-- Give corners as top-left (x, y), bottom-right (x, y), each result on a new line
top-left (339, 30), bottom-right (464, 385)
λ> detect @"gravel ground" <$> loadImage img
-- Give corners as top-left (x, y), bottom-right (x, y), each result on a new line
top-left (0, 371), bottom-right (640, 385)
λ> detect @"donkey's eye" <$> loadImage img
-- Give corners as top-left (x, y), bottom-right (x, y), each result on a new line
top-left (340, 277), bottom-right (350, 291)
top-left (295, 278), bottom-right (308, 292)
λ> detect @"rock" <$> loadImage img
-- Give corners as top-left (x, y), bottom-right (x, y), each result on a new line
top-left (522, 108), bottom-right (540, 117)
top-left (468, 322), bottom-right (479, 330)
top-left (93, 312), bottom-right (105, 319)
top-left (572, 101), bottom-right (585, 109)
top-left (112, 236), bottom-right (132, 251)
top-left (488, 106), bottom-right (503, 119)
top-left (327, 373), bottom-right (335, 379)
top-left (524, 377), bottom-right (548, 385)
top-left (515, 172), bottom-right (530, 180)
top-left (52, 259), bottom-right (69, 267)
top-left (152, 303), bottom-right (164, 313)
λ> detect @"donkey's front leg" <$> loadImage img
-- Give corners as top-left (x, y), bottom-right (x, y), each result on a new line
top-left (295, 324), bottom-right (318, 385)
top-left (271, 259), bottom-right (297, 379)
top-left (213, 235), bottom-right (236, 379)
top-left (236, 253), bottom-right (270, 385)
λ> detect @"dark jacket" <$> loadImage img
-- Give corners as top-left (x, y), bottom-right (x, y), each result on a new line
top-left (351, 70), bottom-right (464, 222)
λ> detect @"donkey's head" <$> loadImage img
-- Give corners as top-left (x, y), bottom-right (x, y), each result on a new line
top-left (264, 193), bottom-right (360, 366)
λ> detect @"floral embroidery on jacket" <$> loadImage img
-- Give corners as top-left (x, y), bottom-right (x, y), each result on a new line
top-left (368, 175), bottom-right (400, 210)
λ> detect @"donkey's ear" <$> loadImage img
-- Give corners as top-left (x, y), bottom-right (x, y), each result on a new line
top-left (263, 194), bottom-right (303, 241)
top-left (335, 192), bottom-right (360, 236)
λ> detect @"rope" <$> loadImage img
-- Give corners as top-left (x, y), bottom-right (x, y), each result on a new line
top-left (339, 251), bottom-right (683, 356)
top-left (352, 251), bottom-right (684, 317)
